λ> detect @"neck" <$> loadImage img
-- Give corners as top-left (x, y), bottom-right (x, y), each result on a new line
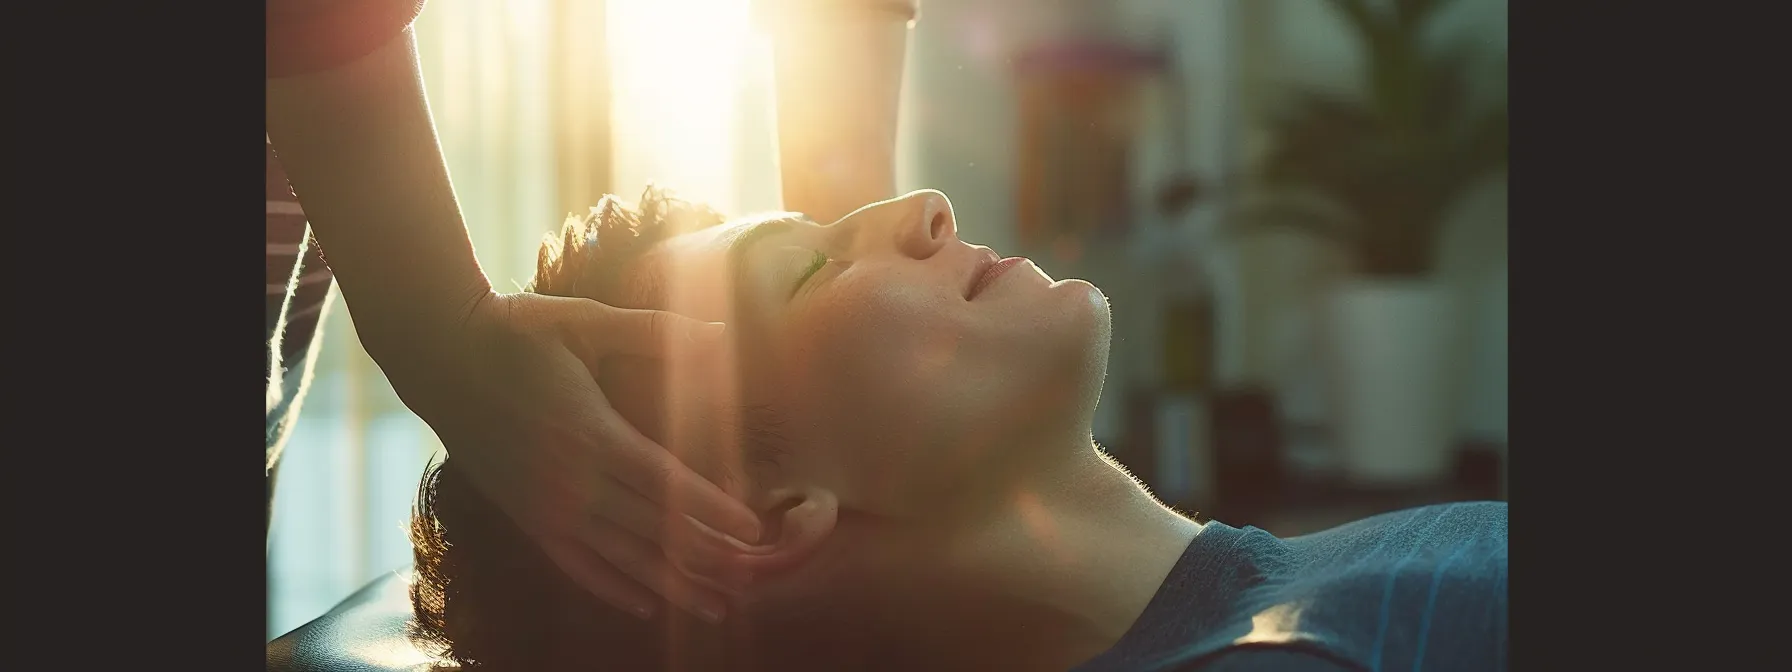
top-left (890, 438), bottom-right (1203, 670)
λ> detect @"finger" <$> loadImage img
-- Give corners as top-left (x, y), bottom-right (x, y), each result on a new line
top-left (579, 520), bottom-right (732, 624)
top-left (590, 474), bottom-right (668, 540)
top-left (577, 303), bottom-right (728, 358)
top-left (590, 475), bottom-right (759, 588)
top-left (590, 410), bottom-right (765, 545)
top-left (536, 535), bottom-right (661, 621)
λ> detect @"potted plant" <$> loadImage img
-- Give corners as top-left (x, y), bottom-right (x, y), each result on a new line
top-left (1232, 0), bottom-right (1507, 485)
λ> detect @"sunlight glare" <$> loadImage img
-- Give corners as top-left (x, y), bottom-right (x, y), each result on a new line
top-left (1234, 602), bottom-right (1311, 646)
top-left (609, 0), bottom-right (753, 213)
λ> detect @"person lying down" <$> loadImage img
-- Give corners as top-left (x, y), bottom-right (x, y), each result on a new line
top-left (407, 188), bottom-right (1508, 672)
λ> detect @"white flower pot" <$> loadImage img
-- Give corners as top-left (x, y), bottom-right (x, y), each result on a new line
top-left (1327, 280), bottom-right (1459, 486)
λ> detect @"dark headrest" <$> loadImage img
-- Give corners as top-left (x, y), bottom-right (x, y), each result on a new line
top-left (267, 568), bottom-right (439, 672)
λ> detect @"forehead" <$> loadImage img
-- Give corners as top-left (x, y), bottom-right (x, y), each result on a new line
top-left (627, 215), bottom-right (790, 321)
top-left (664, 216), bottom-right (765, 259)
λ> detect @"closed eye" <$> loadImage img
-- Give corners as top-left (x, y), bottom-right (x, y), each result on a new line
top-left (791, 250), bottom-right (830, 298)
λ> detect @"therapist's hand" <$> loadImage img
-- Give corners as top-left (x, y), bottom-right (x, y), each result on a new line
top-left (368, 290), bottom-right (762, 623)
top-left (266, 21), bottom-right (757, 622)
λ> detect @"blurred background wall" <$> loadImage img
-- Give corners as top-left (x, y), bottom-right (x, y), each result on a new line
top-left (269, 0), bottom-right (1506, 640)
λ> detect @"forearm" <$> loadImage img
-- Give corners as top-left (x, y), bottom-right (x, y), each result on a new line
top-left (266, 27), bottom-right (489, 344)
top-left (762, 1), bottom-right (916, 222)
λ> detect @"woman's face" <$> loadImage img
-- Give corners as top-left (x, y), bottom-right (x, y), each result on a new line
top-left (605, 190), bottom-right (1111, 519)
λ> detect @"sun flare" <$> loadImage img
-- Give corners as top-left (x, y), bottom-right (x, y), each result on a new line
top-left (609, 0), bottom-right (755, 213)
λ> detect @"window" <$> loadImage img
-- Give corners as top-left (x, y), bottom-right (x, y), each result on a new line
top-left (267, 0), bottom-right (775, 640)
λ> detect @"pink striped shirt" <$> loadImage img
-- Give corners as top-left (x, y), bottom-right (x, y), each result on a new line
top-left (266, 142), bottom-right (331, 351)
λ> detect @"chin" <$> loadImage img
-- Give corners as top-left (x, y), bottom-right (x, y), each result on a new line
top-left (1050, 278), bottom-right (1111, 353)
top-left (1021, 278), bottom-right (1111, 430)
top-left (1061, 279), bottom-right (1112, 408)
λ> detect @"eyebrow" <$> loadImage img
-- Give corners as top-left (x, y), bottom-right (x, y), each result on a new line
top-left (725, 215), bottom-right (807, 322)
top-left (726, 217), bottom-right (797, 282)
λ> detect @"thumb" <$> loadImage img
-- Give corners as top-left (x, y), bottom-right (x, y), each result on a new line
top-left (572, 302), bottom-right (728, 359)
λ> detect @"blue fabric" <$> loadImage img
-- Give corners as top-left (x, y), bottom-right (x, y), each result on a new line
top-left (1073, 502), bottom-right (1507, 672)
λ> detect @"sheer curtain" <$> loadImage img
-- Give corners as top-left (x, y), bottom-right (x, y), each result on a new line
top-left (267, 0), bottom-right (777, 641)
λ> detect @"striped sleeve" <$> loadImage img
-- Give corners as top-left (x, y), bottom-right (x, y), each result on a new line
top-left (267, 0), bottom-right (430, 78)
top-left (267, 142), bottom-right (334, 362)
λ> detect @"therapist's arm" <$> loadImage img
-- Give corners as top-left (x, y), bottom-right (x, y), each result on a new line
top-left (761, 0), bottom-right (918, 222)
top-left (264, 7), bottom-right (761, 621)
top-left (265, 26), bottom-right (488, 330)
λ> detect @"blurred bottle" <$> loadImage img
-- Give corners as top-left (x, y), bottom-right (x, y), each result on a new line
top-left (1150, 265), bottom-right (1217, 512)
top-left (1165, 257), bottom-right (1285, 523)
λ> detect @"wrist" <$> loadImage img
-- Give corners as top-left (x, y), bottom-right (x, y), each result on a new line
top-left (342, 268), bottom-right (494, 358)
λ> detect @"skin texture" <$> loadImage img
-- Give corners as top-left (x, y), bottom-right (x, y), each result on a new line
top-left (596, 190), bottom-right (1203, 670)
top-left (608, 190), bottom-right (1107, 513)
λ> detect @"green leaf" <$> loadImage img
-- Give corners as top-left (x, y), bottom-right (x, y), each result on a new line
top-left (1326, 0), bottom-right (1385, 43)
top-left (1394, 0), bottom-right (1444, 32)
top-left (1255, 0), bottom-right (1504, 276)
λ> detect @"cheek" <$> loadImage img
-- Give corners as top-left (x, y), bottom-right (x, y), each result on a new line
top-left (769, 270), bottom-right (974, 502)
top-left (788, 270), bottom-right (964, 413)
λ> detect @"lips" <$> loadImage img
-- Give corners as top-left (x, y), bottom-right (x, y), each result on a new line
top-left (965, 251), bottom-right (999, 299)
top-left (968, 255), bottom-right (1025, 300)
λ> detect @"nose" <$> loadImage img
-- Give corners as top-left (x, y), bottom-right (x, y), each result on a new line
top-left (897, 189), bottom-right (955, 259)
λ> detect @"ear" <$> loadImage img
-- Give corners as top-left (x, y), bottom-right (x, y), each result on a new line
top-left (736, 486), bottom-right (839, 578)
